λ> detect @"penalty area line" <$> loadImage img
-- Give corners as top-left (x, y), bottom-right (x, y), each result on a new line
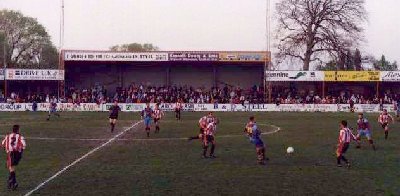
top-left (24, 120), bottom-right (143, 196)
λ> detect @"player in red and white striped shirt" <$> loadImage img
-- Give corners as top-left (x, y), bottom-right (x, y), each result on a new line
top-left (336, 120), bottom-right (356, 168)
top-left (153, 103), bottom-right (165, 133)
top-left (203, 122), bottom-right (217, 158)
top-left (1, 125), bottom-right (26, 190)
top-left (378, 109), bottom-right (393, 140)
top-left (188, 112), bottom-right (217, 141)
top-left (175, 99), bottom-right (183, 120)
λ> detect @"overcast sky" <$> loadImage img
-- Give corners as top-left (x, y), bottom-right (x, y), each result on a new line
top-left (1, 0), bottom-right (399, 67)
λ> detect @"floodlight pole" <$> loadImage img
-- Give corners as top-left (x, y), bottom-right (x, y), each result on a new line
top-left (58, 0), bottom-right (65, 100)
top-left (264, 0), bottom-right (272, 103)
top-left (2, 31), bottom-right (7, 100)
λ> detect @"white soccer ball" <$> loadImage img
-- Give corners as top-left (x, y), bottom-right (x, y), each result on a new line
top-left (286, 147), bottom-right (294, 154)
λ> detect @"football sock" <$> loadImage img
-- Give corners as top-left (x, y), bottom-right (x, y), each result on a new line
top-left (385, 131), bottom-right (388, 139)
top-left (337, 156), bottom-right (341, 165)
top-left (369, 140), bottom-right (376, 150)
top-left (210, 144), bottom-right (215, 155)
top-left (156, 126), bottom-right (160, 132)
top-left (203, 145), bottom-right (208, 157)
top-left (8, 172), bottom-right (12, 182)
top-left (341, 156), bottom-right (348, 164)
top-left (189, 136), bottom-right (199, 140)
top-left (10, 171), bottom-right (16, 184)
top-left (261, 148), bottom-right (266, 160)
top-left (110, 123), bottom-right (115, 132)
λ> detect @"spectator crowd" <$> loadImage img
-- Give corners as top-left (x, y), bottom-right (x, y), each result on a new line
top-left (1, 83), bottom-right (399, 105)
top-left (1, 83), bottom-right (266, 104)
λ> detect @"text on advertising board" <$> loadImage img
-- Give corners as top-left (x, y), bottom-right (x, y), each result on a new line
top-left (265, 71), bottom-right (324, 81)
top-left (64, 52), bottom-right (168, 61)
top-left (6, 69), bottom-right (64, 81)
top-left (380, 71), bottom-right (400, 82)
top-left (324, 71), bottom-right (380, 82)
top-left (168, 52), bottom-right (219, 61)
top-left (219, 52), bottom-right (269, 62)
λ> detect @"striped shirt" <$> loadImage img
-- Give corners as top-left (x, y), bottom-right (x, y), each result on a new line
top-left (175, 102), bottom-right (183, 110)
top-left (205, 123), bottom-right (216, 136)
top-left (338, 128), bottom-right (356, 143)
top-left (199, 116), bottom-right (207, 127)
top-left (206, 116), bottom-right (216, 124)
top-left (2, 133), bottom-right (26, 153)
top-left (153, 109), bottom-right (163, 119)
top-left (378, 113), bottom-right (392, 124)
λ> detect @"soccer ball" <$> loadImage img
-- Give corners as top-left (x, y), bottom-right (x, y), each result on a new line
top-left (286, 147), bottom-right (294, 154)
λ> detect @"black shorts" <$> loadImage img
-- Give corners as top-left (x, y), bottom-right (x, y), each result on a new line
top-left (109, 116), bottom-right (118, 120)
top-left (338, 143), bottom-right (349, 155)
top-left (154, 118), bottom-right (160, 123)
top-left (9, 151), bottom-right (22, 167)
top-left (381, 123), bottom-right (388, 129)
top-left (175, 109), bottom-right (181, 113)
top-left (205, 135), bottom-right (214, 143)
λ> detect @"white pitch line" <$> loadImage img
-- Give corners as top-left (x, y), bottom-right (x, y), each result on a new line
top-left (18, 125), bottom-right (281, 142)
top-left (24, 121), bottom-right (143, 196)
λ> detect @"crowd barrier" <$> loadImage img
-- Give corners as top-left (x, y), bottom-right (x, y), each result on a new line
top-left (0, 103), bottom-right (396, 113)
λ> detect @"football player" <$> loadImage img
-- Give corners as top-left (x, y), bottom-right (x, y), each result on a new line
top-left (175, 99), bottom-right (183, 120)
top-left (108, 100), bottom-right (121, 133)
top-left (355, 113), bottom-right (375, 150)
top-left (336, 120), bottom-right (356, 168)
top-left (47, 99), bottom-right (60, 121)
top-left (244, 116), bottom-right (266, 165)
top-left (141, 103), bottom-right (154, 137)
top-left (153, 103), bottom-right (164, 133)
top-left (2, 125), bottom-right (26, 190)
top-left (203, 122), bottom-right (217, 158)
top-left (378, 109), bottom-right (394, 140)
top-left (188, 112), bottom-right (216, 141)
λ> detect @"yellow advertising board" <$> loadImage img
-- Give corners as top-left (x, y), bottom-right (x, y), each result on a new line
top-left (324, 71), bottom-right (380, 82)
top-left (219, 52), bottom-right (270, 62)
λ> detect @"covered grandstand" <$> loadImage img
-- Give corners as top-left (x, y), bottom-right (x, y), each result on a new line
top-left (60, 50), bottom-right (271, 99)
top-left (266, 71), bottom-right (400, 104)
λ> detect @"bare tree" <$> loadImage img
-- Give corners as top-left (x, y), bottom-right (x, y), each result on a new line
top-left (275, 0), bottom-right (367, 70)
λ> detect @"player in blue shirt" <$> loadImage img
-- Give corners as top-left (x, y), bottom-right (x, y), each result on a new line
top-left (141, 103), bottom-right (154, 138)
top-left (244, 116), bottom-right (266, 165)
top-left (47, 99), bottom-right (60, 121)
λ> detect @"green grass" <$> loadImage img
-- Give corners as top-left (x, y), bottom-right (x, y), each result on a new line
top-left (0, 112), bottom-right (399, 195)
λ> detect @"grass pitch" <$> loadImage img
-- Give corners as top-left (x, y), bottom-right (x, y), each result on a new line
top-left (0, 111), bottom-right (399, 195)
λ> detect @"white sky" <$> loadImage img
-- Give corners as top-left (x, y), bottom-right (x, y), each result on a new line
top-left (0, 0), bottom-right (399, 66)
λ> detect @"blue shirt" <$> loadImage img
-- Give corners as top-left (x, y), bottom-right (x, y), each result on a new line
top-left (250, 124), bottom-right (264, 146)
top-left (142, 107), bottom-right (153, 118)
